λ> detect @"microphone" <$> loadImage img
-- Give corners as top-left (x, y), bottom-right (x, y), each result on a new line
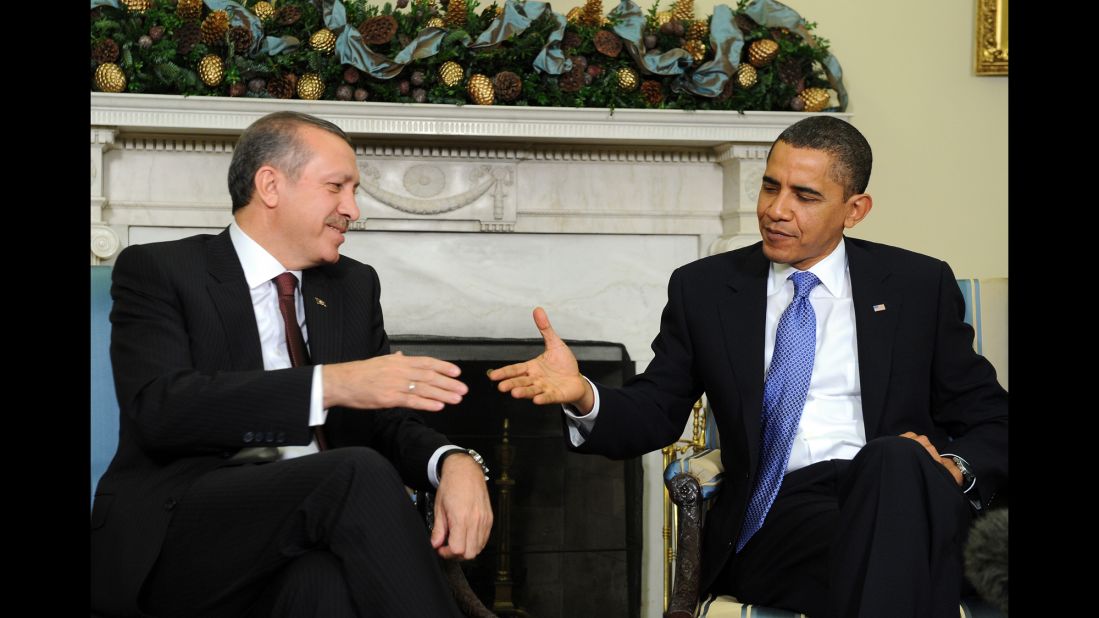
top-left (963, 507), bottom-right (1008, 614)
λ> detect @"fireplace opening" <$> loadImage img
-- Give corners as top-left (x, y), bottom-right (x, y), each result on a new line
top-left (392, 336), bottom-right (642, 618)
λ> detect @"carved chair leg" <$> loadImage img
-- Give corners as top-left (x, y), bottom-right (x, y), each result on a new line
top-left (665, 474), bottom-right (704, 618)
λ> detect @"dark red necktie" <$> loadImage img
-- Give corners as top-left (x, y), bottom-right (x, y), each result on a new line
top-left (273, 272), bottom-right (328, 450)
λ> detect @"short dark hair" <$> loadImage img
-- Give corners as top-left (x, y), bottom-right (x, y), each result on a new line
top-left (228, 111), bottom-right (353, 213)
top-left (770, 116), bottom-right (872, 199)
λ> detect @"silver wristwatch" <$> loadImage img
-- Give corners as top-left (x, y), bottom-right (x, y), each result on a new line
top-left (438, 447), bottom-right (490, 481)
top-left (949, 455), bottom-right (976, 493)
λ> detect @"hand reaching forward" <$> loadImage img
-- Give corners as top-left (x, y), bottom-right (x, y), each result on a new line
top-left (487, 307), bottom-right (595, 414)
top-left (323, 351), bottom-right (468, 412)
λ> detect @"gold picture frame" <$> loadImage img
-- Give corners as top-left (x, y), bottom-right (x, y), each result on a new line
top-left (975, 0), bottom-right (1008, 75)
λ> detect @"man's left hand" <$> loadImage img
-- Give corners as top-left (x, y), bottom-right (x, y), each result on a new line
top-left (431, 454), bottom-right (493, 560)
top-left (898, 431), bottom-right (963, 487)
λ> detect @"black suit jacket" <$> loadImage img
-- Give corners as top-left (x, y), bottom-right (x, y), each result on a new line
top-left (573, 237), bottom-right (1008, 593)
top-left (91, 230), bottom-right (450, 616)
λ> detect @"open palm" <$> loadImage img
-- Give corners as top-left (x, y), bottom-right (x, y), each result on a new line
top-left (488, 307), bottom-right (591, 408)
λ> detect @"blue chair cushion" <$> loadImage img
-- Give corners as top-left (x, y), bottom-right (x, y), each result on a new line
top-left (91, 265), bottom-right (119, 506)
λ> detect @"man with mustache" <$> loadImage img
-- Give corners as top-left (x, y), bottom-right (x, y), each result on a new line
top-left (491, 116), bottom-right (1007, 617)
top-left (91, 111), bottom-right (492, 617)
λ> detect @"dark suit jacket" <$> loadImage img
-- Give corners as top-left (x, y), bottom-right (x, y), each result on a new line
top-left (91, 230), bottom-right (450, 616)
top-left (573, 237), bottom-right (1008, 593)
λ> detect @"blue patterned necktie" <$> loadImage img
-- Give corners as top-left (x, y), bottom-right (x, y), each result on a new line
top-left (736, 270), bottom-right (821, 553)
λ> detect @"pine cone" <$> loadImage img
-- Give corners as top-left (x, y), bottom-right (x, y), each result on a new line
top-left (561, 30), bottom-right (582, 52)
top-left (593, 30), bottom-right (622, 58)
top-left (424, 17), bottom-right (445, 29)
top-left (343, 66), bottom-right (361, 84)
top-left (683, 39), bottom-right (705, 61)
top-left (201, 10), bottom-right (230, 47)
top-left (310, 28), bottom-right (337, 53)
top-left (267, 74), bottom-right (295, 99)
top-left (445, 0), bottom-right (467, 29)
top-left (467, 74), bottom-right (495, 105)
top-left (579, 0), bottom-right (603, 26)
top-left (559, 58), bottom-right (585, 93)
top-left (175, 21), bottom-right (202, 55)
top-left (278, 5), bottom-right (302, 26)
top-left (671, 0), bottom-right (693, 22)
top-left (148, 25), bottom-right (165, 42)
top-left (229, 26), bottom-right (254, 53)
top-left (735, 63), bottom-right (758, 88)
top-left (94, 63), bottom-right (127, 93)
top-left (297, 73), bottom-right (325, 100)
top-left (615, 67), bottom-right (639, 91)
top-left (686, 19), bottom-right (708, 42)
top-left (776, 57), bottom-right (806, 86)
top-left (122, 0), bottom-right (151, 14)
top-left (438, 61), bottom-right (464, 87)
top-left (566, 6), bottom-right (582, 23)
top-left (197, 54), bottom-right (225, 86)
top-left (493, 70), bottom-right (522, 102)
top-left (733, 13), bottom-right (759, 35)
top-left (798, 87), bottom-right (830, 112)
top-left (640, 80), bottom-right (663, 106)
top-left (358, 15), bottom-right (398, 46)
top-left (176, 0), bottom-right (202, 20)
top-left (92, 39), bottom-right (120, 65)
top-left (747, 39), bottom-right (779, 68)
top-left (252, 1), bottom-right (276, 23)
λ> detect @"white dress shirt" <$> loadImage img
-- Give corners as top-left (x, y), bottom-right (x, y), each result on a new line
top-left (566, 241), bottom-right (868, 473)
top-left (229, 223), bottom-right (457, 485)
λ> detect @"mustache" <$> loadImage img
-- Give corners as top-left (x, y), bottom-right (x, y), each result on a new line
top-left (325, 216), bottom-right (350, 233)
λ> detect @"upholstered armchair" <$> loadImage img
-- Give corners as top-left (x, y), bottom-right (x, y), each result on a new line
top-left (661, 279), bottom-right (1009, 618)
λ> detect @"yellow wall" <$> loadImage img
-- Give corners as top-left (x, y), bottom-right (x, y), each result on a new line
top-left (555, 0), bottom-right (1009, 277)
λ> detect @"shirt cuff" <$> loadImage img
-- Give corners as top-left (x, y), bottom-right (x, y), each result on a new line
top-left (562, 375), bottom-right (600, 447)
top-left (428, 445), bottom-right (465, 488)
top-left (309, 365), bottom-right (329, 427)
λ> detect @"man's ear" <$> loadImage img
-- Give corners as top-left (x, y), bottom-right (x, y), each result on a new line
top-left (253, 165), bottom-right (281, 209)
top-left (843, 193), bottom-right (873, 229)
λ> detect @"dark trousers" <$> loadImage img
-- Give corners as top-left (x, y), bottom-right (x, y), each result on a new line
top-left (715, 436), bottom-right (972, 618)
top-left (140, 447), bottom-right (462, 618)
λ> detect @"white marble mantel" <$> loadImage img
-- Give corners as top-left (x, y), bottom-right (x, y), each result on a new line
top-left (90, 92), bottom-right (847, 618)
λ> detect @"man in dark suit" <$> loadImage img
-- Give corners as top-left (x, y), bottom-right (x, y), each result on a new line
top-left (490, 116), bottom-right (1007, 617)
top-left (91, 111), bottom-right (493, 617)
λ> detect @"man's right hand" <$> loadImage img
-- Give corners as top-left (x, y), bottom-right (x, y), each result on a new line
top-left (323, 351), bottom-right (468, 412)
top-left (488, 307), bottom-right (595, 414)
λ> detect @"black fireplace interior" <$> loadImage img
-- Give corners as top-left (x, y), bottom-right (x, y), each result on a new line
top-left (392, 336), bottom-right (642, 618)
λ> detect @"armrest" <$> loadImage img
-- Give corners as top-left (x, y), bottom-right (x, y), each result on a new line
top-left (664, 450), bottom-right (724, 618)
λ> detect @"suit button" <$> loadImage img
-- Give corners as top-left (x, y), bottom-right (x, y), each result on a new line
top-left (276, 432), bottom-right (286, 443)
top-left (265, 431), bottom-right (275, 443)
top-left (164, 498), bottom-right (177, 510)
top-left (243, 431), bottom-right (254, 443)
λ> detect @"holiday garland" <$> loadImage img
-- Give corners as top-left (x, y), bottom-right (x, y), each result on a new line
top-left (90, 0), bottom-right (845, 112)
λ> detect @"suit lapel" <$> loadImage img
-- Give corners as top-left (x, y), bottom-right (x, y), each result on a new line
top-left (716, 247), bottom-right (769, 466)
top-left (302, 268), bottom-right (343, 364)
top-left (846, 237), bottom-right (901, 439)
top-left (205, 230), bottom-right (265, 370)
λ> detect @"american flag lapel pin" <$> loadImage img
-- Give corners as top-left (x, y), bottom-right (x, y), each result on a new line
top-left (873, 303), bottom-right (886, 312)
top-left (314, 297), bottom-right (327, 308)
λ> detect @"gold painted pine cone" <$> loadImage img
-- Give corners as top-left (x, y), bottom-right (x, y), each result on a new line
top-left (310, 29), bottom-right (337, 53)
top-left (671, 0), bottom-right (694, 22)
top-left (798, 87), bottom-right (830, 112)
top-left (747, 38), bottom-right (779, 68)
top-left (121, 0), bottom-right (151, 14)
top-left (201, 11), bottom-right (230, 46)
top-left (467, 74), bottom-right (495, 105)
top-left (686, 19), bottom-right (708, 42)
top-left (683, 39), bottom-right (706, 61)
top-left (197, 54), bottom-right (225, 87)
top-left (424, 17), bottom-right (445, 29)
top-left (439, 61), bottom-right (464, 87)
top-left (297, 73), bottom-right (325, 100)
top-left (616, 67), bottom-right (639, 91)
top-left (94, 63), bottom-right (127, 93)
top-left (735, 63), bottom-right (758, 88)
top-left (176, 0), bottom-right (202, 20)
top-left (253, 2), bottom-right (276, 22)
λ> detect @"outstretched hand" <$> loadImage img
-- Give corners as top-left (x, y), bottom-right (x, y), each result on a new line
top-left (487, 307), bottom-right (595, 413)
